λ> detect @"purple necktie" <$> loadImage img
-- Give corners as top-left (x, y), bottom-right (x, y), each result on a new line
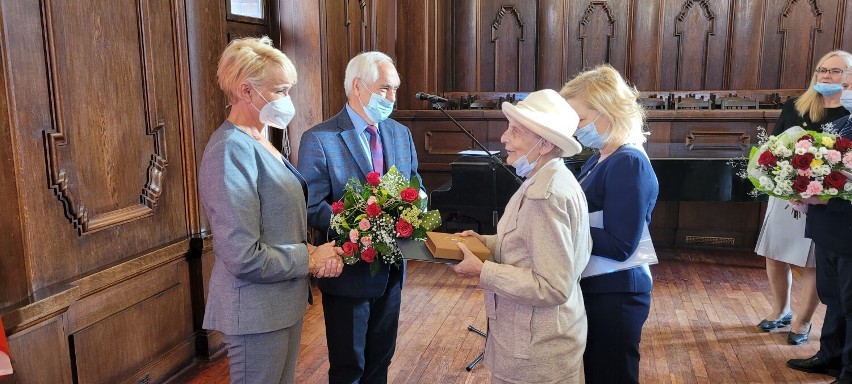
top-left (366, 125), bottom-right (384, 174)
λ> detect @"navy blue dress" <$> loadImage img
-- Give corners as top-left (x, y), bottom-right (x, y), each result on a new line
top-left (577, 144), bottom-right (659, 384)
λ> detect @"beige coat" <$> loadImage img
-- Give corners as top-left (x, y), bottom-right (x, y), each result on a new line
top-left (480, 158), bottom-right (591, 383)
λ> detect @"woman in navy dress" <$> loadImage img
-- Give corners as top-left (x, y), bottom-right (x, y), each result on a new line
top-left (560, 64), bottom-right (659, 384)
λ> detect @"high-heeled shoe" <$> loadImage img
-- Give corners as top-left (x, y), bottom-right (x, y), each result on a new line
top-left (787, 323), bottom-right (812, 345)
top-left (757, 312), bottom-right (793, 331)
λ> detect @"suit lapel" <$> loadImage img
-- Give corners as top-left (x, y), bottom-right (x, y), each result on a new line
top-left (338, 112), bottom-right (373, 178)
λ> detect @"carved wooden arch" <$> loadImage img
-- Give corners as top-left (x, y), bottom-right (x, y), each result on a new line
top-left (673, 0), bottom-right (716, 89)
top-left (491, 6), bottom-right (525, 42)
top-left (42, 0), bottom-right (167, 236)
top-left (778, 0), bottom-right (823, 86)
top-left (579, 1), bottom-right (617, 67)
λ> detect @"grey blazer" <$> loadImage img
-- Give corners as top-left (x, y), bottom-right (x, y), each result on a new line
top-left (199, 121), bottom-right (311, 335)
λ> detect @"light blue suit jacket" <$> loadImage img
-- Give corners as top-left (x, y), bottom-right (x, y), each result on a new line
top-left (199, 121), bottom-right (311, 335)
top-left (297, 108), bottom-right (420, 297)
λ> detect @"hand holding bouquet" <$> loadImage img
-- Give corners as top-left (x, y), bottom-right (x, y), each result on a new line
top-left (746, 126), bottom-right (852, 203)
top-left (330, 166), bottom-right (442, 275)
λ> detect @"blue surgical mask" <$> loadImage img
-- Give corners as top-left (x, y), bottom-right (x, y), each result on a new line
top-left (841, 90), bottom-right (852, 112)
top-left (813, 82), bottom-right (843, 96)
top-left (575, 114), bottom-right (608, 149)
top-left (359, 81), bottom-right (394, 123)
top-left (511, 138), bottom-right (543, 178)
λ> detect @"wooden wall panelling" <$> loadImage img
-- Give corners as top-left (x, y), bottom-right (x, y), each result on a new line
top-left (761, 0), bottom-right (841, 89)
top-left (396, 1), bottom-right (436, 110)
top-left (185, 0), bottom-right (227, 234)
top-left (565, 0), bottom-right (630, 81)
top-left (2, 0), bottom-right (189, 291)
top-left (628, 0), bottom-right (663, 90)
top-left (659, 0), bottom-right (728, 90)
top-left (278, 0), bottom-right (324, 165)
top-left (70, 260), bottom-right (194, 384)
top-left (727, 0), bottom-right (765, 89)
top-left (322, 0), bottom-right (370, 118)
top-left (2, 315), bottom-right (73, 384)
top-left (0, 0), bottom-right (30, 308)
top-left (675, 201), bottom-right (762, 249)
top-left (479, 1), bottom-right (537, 92)
top-left (451, 0), bottom-right (479, 91)
top-left (536, 0), bottom-right (566, 90)
top-left (844, 0), bottom-right (852, 52)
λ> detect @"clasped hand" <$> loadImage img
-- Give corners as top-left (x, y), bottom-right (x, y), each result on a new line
top-left (308, 241), bottom-right (345, 278)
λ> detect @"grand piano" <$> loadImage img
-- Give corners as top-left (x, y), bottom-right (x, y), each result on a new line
top-left (429, 155), bottom-right (756, 236)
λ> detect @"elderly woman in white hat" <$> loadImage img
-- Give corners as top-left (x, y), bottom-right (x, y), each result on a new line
top-left (450, 89), bottom-right (591, 384)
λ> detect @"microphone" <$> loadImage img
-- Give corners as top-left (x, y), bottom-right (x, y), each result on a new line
top-left (415, 92), bottom-right (449, 103)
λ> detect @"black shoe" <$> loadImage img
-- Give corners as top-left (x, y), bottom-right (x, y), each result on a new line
top-left (787, 324), bottom-right (811, 345)
top-left (758, 312), bottom-right (793, 331)
top-left (787, 355), bottom-right (837, 374)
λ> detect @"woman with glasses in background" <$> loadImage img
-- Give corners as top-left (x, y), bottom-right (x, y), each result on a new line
top-left (754, 50), bottom-right (852, 346)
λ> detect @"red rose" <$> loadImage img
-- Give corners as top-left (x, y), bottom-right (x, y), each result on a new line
top-left (835, 137), bottom-right (852, 153)
top-left (825, 171), bottom-right (848, 190)
top-left (396, 219), bottom-right (413, 238)
top-left (791, 153), bottom-right (815, 170)
top-left (757, 151), bottom-right (777, 168)
top-left (331, 201), bottom-right (345, 214)
top-left (799, 134), bottom-right (814, 143)
top-left (400, 187), bottom-right (419, 203)
top-left (366, 172), bottom-right (381, 186)
top-left (792, 175), bottom-right (811, 193)
top-left (366, 203), bottom-right (382, 217)
top-left (341, 241), bottom-right (358, 255)
top-left (361, 247), bottom-right (377, 263)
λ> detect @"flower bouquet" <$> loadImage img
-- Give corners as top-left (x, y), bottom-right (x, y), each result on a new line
top-left (746, 126), bottom-right (852, 205)
top-left (330, 166), bottom-right (442, 275)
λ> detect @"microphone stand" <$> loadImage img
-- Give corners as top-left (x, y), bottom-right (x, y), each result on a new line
top-left (430, 102), bottom-right (523, 185)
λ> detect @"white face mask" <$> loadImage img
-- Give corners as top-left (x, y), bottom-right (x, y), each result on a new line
top-left (841, 89), bottom-right (852, 112)
top-left (511, 138), bottom-right (543, 178)
top-left (252, 87), bottom-right (296, 129)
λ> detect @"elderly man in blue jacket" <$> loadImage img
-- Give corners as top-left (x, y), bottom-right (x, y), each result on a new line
top-left (297, 51), bottom-right (420, 383)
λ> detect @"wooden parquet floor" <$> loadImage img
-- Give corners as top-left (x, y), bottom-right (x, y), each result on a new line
top-left (172, 248), bottom-right (833, 383)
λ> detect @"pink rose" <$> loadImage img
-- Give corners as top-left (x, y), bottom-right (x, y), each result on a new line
top-left (396, 219), bottom-right (413, 238)
top-left (361, 247), bottom-right (377, 263)
top-left (366, 203), bottom-right (382, 217)
top-left (367, 172), bottom-right (381, 186)
top-left (825, 171), bottom-right (847, 190)
top-left (360, 236), bottom-right (372, 246)
top-left (331, 201), bottom-right (345, 214)
top-left (805, 181), bottom-right (823, 196)
top-left (844, 153), bottom-right (852, 168)
top-left (795, 140), bottom-right (812, 150)
top-left (341, 241), bottom-right (358, 256)
top-left (757, 151), bottom-right (777, 168)
top-left (349, 229), bottom-right (360, 243)
top-left (400, 187), bottom-right (419, 203)
top-left (358, 218), bottom-right (371, 231)
top-left (367, 196), bottom-right (377, 205)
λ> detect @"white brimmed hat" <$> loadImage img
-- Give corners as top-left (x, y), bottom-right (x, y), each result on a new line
top-left (501, 89), bottom-right (582, 157)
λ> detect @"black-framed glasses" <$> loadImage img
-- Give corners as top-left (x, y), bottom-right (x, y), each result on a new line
top-left (815, 67), bottom-right (846, 76)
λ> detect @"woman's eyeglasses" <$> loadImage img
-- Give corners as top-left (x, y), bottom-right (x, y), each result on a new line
top-left (815, 67), bottom-right (846, 76)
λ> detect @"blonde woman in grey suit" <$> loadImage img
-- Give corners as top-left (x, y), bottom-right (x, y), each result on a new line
top-left (199, 36), bottom-right (343, 384)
